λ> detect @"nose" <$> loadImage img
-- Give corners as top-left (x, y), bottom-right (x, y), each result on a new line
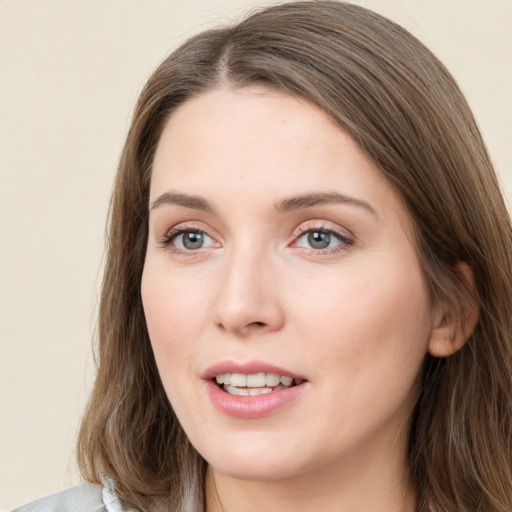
top-left (213, 247), bottom-right (285, 336)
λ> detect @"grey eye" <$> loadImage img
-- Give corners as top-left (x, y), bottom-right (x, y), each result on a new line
top-left (307, 231), bottom-right (331, 249)
top-left (174, 231), bottom-right (214, 250)
top-left (295, 229), bottom-right (347, 251)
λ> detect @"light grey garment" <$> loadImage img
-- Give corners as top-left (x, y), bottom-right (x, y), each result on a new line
top-left (10, 478), bottom-right (137, 512)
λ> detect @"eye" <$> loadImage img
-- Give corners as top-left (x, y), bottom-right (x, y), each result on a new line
top-left (164, 229), bottom-right (216, 251)
top-left (293, 226), bottom-right (353, 253)
top-left (302, 230), bottom-right (334, 250)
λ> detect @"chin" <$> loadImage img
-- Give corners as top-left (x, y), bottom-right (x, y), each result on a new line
top-left (196, 434), bottom-right (310, 482)
top-left (208, 458), bottom-right (304, 482)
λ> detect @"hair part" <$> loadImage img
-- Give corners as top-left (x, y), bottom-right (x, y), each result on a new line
top-left (77, 2), bottom-right (512, 511)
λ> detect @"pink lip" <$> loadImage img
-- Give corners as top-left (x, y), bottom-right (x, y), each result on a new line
top-left (203, 360), bottom-right (309, 419)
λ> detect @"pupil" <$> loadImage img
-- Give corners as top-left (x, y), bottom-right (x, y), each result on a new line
top-left (308, 231), bottom-right (330, 249)
top-left (183, 232), bottom-right (204, 250)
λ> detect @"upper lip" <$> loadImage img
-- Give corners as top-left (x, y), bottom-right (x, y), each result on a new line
top-left (202, 360), bottom-right (307, 381)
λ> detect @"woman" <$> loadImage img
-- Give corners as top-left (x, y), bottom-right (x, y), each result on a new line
top-left (15, 1), bottom-right (512, 511)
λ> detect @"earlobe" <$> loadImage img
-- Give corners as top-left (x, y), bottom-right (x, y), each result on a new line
top-left (427, 263), bottom-right (479, 358)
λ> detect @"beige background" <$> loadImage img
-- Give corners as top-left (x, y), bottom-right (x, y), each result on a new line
top-left (0, 0), bottom-right (510, 509)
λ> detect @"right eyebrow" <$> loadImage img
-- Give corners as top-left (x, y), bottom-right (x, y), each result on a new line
top-left (150, 191), bottom-right (213, 212)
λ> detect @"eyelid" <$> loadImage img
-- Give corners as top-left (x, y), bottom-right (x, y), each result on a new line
top-left (173, 231), bottom-right (216, 251)
top-left (159, 222), bottom-right (220, 252)
top-left (156, 219), bottom-right (354, 255)
top-left (290, 220), bottom-right (354, 253)
top-left (292, 220), bottom-right (353, 239)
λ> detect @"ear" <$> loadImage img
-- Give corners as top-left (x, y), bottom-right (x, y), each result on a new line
top-left (428, 262), bottom-right (479, 358)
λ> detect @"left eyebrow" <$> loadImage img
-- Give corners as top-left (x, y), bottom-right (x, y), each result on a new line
top-left (274, 192), bottom-right (378, 217)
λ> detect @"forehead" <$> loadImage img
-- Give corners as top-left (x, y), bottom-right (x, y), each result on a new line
top-left (150, 86), bottom-right (405, 224)
top-left (153, 86), bottom-right (345, 172)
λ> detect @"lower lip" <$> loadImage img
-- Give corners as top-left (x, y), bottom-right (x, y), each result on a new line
top-left (205, 380), bottom-right (308, 419)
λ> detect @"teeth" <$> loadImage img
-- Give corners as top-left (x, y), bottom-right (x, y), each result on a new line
top-left (266, 373), bottom-right (280, 386)
top-left (224, 385), bottom-right (274, 396)
top-left (280, 375), bottom-right (293, 386)
top-left (224, 385), bottom-right (249, 396)
top-left (215, 372), bottom-right (300, 393)
top-left (247, 373), bottom-right (266, 387)
top-left (249, 387), bottom-right (273, 396)
top-left (215, 373), bottom-right (231, 385)
top-left (230, 373), bottom-right (247, 387)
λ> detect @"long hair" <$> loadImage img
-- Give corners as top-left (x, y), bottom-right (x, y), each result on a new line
top-left (77, 2), bottom-right (512, 511)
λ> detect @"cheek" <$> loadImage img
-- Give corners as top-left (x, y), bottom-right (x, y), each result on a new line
top-left (296, 255), bottom-right (430, 328)
top-left (292, 253), bottom-right (433, 387)
top-left (141, 263), bottom-right (211, 381)
top-left (285, 257), bottom-right (433, 450)
top-left (141, 264), bottom-right (214, 430)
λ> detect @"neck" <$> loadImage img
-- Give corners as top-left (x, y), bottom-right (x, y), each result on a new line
top-left (205, 443), bottom-right (416, 512)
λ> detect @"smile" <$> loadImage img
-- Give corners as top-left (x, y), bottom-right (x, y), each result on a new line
top-left (204, 363), bottom-right (309, 418)
top-left (215, 372), bottom-right (304, 396)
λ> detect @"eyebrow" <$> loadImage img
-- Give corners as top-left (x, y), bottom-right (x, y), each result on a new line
top-left (275, 192), bottom-right (378, 217)
top-left (150, 190), bottom-right (377, 217)
top-left (150, 191), bottom-right (213, 212)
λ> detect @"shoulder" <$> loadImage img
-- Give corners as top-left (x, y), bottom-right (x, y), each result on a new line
top-left (11, 479), bottom-right (137, 512)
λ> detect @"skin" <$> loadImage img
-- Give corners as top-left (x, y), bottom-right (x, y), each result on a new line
top-left (141, 86), bottom-right (454, 512)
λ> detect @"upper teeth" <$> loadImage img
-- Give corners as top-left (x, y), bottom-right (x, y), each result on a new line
top-left (215, 372), bottom-right (294, 387)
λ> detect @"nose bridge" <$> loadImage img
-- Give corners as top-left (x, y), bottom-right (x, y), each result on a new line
top-left (214, 239), bottom-right (283, 335)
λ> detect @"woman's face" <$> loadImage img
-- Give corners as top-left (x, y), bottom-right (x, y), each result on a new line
top-left (142, 86), bottom-right (438, 482)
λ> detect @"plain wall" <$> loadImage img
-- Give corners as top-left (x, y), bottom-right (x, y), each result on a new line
top-left (1, 0), bottom-right (510, 509)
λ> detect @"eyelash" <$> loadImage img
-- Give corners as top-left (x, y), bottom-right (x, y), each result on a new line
top-left (291, 223), bottom-right (354, 254)
top-left (159, 224), bottom-right (213, 253)
top-left (159, 223), bottom-right (354, 255)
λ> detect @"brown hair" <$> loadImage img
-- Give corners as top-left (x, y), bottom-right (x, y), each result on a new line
top-left (77, 2), bottom-right (512, 511)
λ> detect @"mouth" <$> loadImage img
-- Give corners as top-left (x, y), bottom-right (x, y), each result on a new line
top-left (205, 363), bottom-right (309, 418)
top-left (214, 372), bottom-right (305, 396)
